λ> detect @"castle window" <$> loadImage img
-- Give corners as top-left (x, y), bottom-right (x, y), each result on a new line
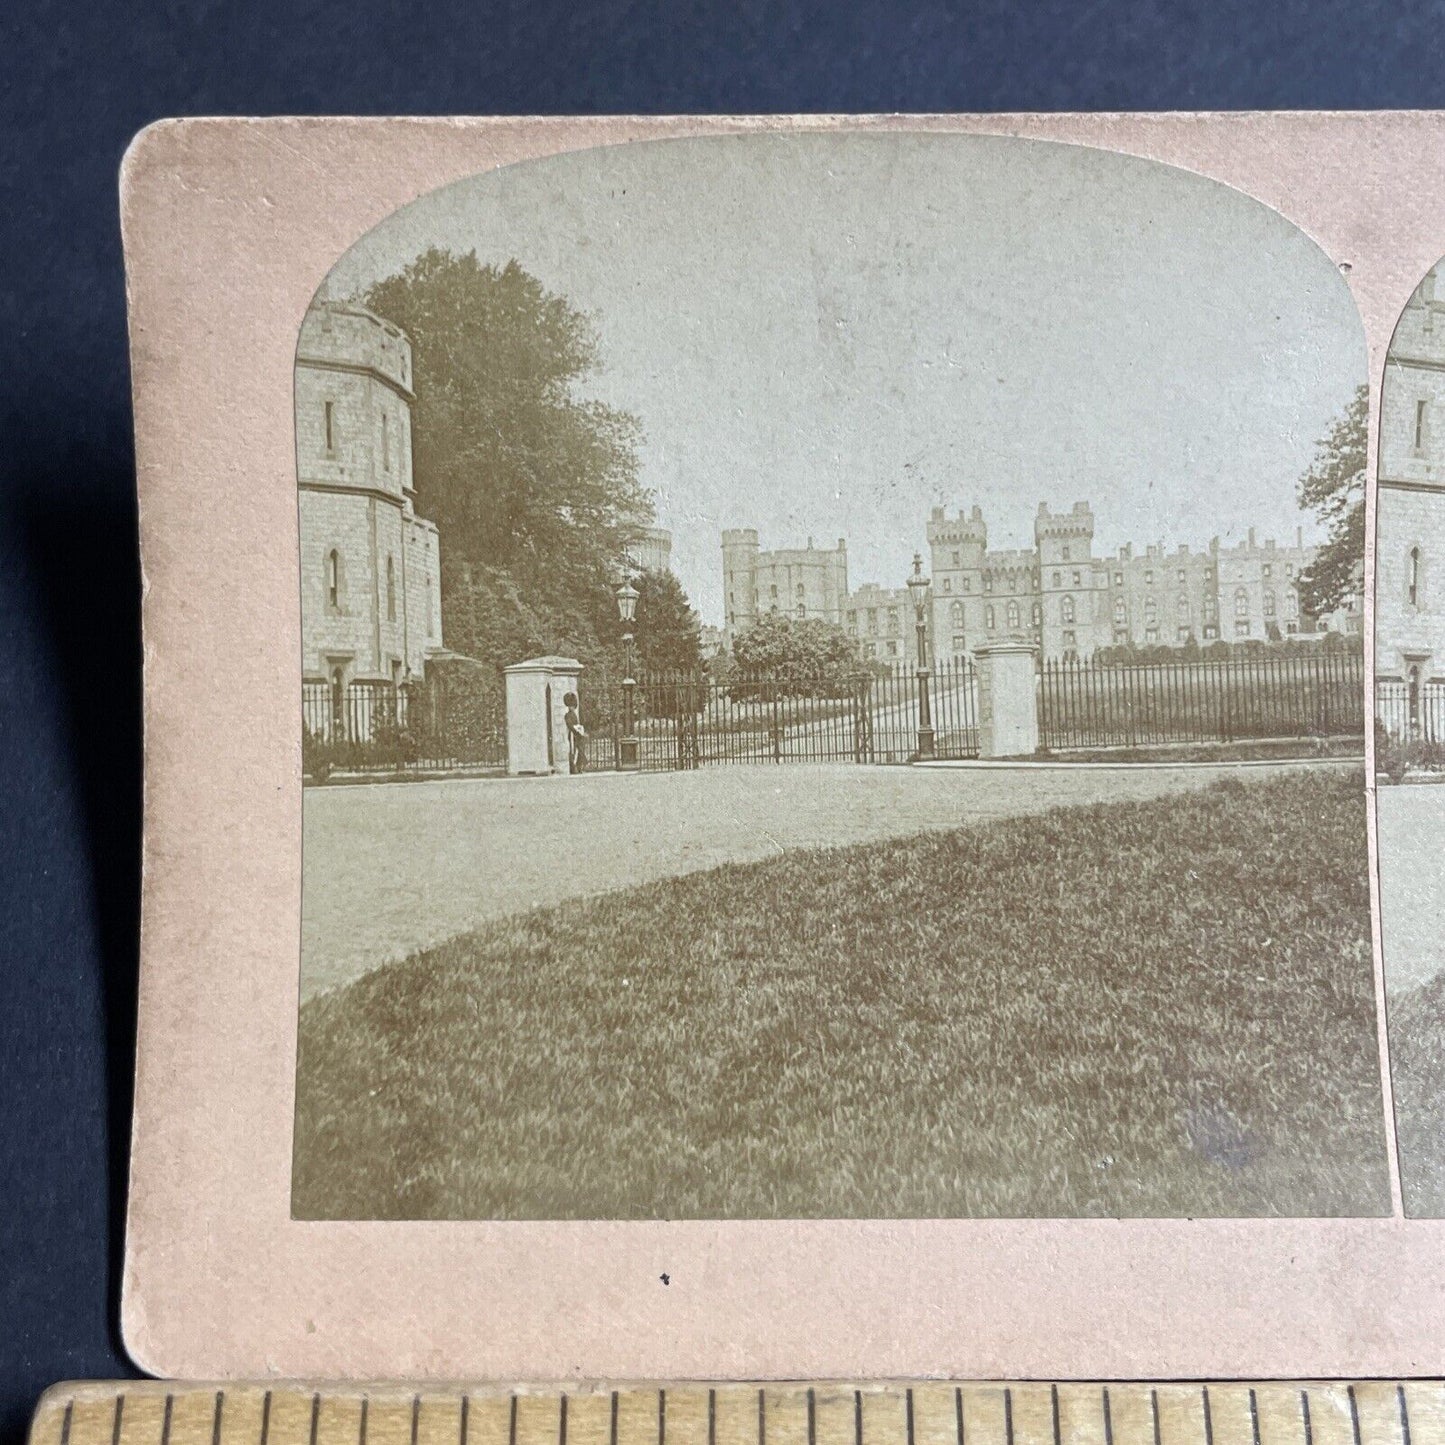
top-left (1072, 570), bottom-right (1081, 586)
top-left (770, 585), bottom-right (778, 599)
top-left (1145, 627), bottom-right (1159, 644)
top-left (1234, 587), bottom-right (1249, 618)
top-left (1178, 569), bottom-right (1186, 584)
top-left (984, 576), bottom-right (993, 592)
top-left (950, 601), bottom-right (964, 626)
top-left (985, 605), bottom-right (996, 630)
top-left (1063, 629), bottom-right (1076, 647)
top-left (1263, 590), bottom-right (1276, 618)
top-left (1145, 569), bottom-right (1154, 585)
top-left (847, 613), bottom-right (859, 634)
top-left (952, 634), bottom-right (967, 655)
top-left (952, 551), bottom-right (961, 566)
top-left (942, 578), bottom-right (951, 593)
top-left (1416, 399), bottom-right (1429, 452)
top-left (326, 548), bottom-right (341, 609)
top-left (867, 609), bottom-right (878, 634)
top-left (382, 412), bottom-right (391, 471)
top-left (962, 578), bottom-right (972, 592)
top-left (1286, 591), bottom-right (1298, 617)
top-left (1285, 563), bottom-right (1294, 578)
top-left (1061, 595), bottom-right (1076, 624)
top-left (1144, 598), bottom-right (1158, 625)
top-left (324, 400), bottom-right (336, 456)
top-left (1062, 545), bottom-right (1071, 562)
top-left (1032, 602), bottom-right (1041, 626)
top-left (1114, 571), bottom-right (1123, 587)
top-left (386, 555), bottom-right (396, 621)
top-left (1409, 546), bottom-right (1422, 607)
top-left (1114, 628), bottom-right (1129, 644)
top-left (888, 609), bottom-right (900, 634)
top-left (1052, 571), bottom-right (1061, 588)
top-left (1113, 597), bottom-right (1126, 622)
top-left (886, 640), bottom-right (898, 657)
top-left (1204, 597), bottom-right (1218, 621)
top-left (1177, 596), bottom-right (1189, 617)
top-left (797, 605), bottom-right (806, 618)
top-left (1177, 626), bottom-right (1190, 642)
top-left (1205, 568), bottom-right (1214, 582)
top-left (1234, 618), bottom-right (1250, 637)
top-left (796, 583), bottom-right (805, 596)
top-left (1007, 600), bottom-right (1020, 628)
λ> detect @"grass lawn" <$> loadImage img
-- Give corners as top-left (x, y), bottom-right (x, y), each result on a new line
top-left (1389, 972), bottom-right (1445, 1216)
top-left (292, 769), bottom-right (1388, 1220)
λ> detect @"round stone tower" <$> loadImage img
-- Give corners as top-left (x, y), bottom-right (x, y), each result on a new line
top-left (721, 527), bottom-right (760, 645)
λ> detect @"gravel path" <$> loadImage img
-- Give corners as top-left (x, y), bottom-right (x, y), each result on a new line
top-left (300, 758), bottom-right (1361, 999)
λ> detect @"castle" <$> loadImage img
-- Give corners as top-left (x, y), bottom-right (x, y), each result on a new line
top-left (724, 503), bottom-right (1359, 664)
top-left (297, 298), bottom-right (444, 703)
top-left (1377, 263), bottom-right (1445, 731)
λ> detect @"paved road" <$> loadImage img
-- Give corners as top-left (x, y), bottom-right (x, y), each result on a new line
top-left (300, 758), bottom-right (1358, 1000)
top-left (1377, 785), bottom-right (1445, 999)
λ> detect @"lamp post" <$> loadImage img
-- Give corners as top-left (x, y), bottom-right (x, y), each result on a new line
top-left (616, 577), bottom-right (640, 769)
top-left (906, 551), bottom-right (935, 760)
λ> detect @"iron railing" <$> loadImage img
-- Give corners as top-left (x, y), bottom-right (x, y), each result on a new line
top-left (1037, 648), bottom-right (1365, 752)
top-left (302, 677), bottom-right (506, 777)
top-left (583, 659), bottom-right (980, 771)
top-left (1377, 678), bottom-right (1445, 742)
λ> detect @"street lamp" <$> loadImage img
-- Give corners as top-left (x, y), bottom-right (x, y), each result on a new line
top-left (616, 577), bottom-right (640, 769)
top-left (906, 551), bottom-right (935, 760)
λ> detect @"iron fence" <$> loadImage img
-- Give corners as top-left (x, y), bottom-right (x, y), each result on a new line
top-left (302, 676), bottom-right (506, 778)
top-left (1377, 678), bottom-right (1445, 742)
top-left (583, 658), bottom-right (980, 771)
top-left (1037, 649), bottom-right (1365, 752)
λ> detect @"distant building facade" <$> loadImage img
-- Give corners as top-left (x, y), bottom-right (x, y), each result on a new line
top-left (297, 298), bottom-right (443, 699)
top-left (721, 530), bottom-right (850, 648)
top-left (723, 502), bottom-right (1355, 664)
top-left (624, 525), bottom-right (673, 575)
top-left (1377, 264), bottom-right (1445, 732)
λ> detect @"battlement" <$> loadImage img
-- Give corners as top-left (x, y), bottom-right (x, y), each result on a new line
top-left (927, 504), bottom-right (987, 547)
top-left (721, 528), bottom-right (760, 550)
top-left (298, 299), bottom-right (413, 397)
top-left (1035, 501), bottom-right (1095, 540)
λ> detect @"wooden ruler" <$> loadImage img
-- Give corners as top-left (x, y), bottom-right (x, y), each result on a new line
top-left (28, 1384), bottom-right (1445, 1445)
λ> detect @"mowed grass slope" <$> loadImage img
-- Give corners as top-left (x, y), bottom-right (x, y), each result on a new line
top-left (1389, 971), bottom-right (1445, 1216)
top-left (293, 769), bottom-right (1388, 1220)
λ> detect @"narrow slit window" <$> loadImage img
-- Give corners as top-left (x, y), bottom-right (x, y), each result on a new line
top-left (1409, 546), bottom-right (1422, 607)
top-left (324, 400), bottom-right (336, 455)
top-left (326, 549), bottom-right (341, 608)
top-left (1417, 399), bottom-right (1429, 452)
top-left (382, 412), bottom-right (391, 471)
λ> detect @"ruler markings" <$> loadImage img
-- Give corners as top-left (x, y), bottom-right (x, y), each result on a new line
top-left (29, 1386), bottom-right (1445, 1445)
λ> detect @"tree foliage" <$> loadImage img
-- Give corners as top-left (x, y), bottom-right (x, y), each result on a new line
top-left (1296, 384), bottom-right (1367, 617)
top-left (727, 614), bottom-right (864, 698)
top-left (364, 249), bottom-right (657, 677)
top-left (633, 569), bottom-right (703, 675)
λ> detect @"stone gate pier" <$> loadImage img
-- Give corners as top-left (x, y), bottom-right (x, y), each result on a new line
top-left (503, 656), bottom-right (582, 775)
top-left (973, 640), bottom-right (1039, 758)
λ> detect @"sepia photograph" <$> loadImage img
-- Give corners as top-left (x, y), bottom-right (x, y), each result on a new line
top-left (289, 132), bottom-right (1386, 1221)
top-left (1374, 260), bottom-right (1445, 1217)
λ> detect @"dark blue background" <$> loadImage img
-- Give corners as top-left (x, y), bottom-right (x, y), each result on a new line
top-left (2, 2), bottom-right (1442, 1441)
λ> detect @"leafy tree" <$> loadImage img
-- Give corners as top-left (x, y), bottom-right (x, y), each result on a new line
top-left (1296, 384), bottom-right (1367, 617)
top-left (633, 569), bottom-right (703, 675)
top-left (730, 614), bottom-right (864, 698)
top-left (363, 249), bottom-right (652, 677)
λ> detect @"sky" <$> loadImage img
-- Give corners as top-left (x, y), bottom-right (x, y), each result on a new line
top-left (327, 132), bottom-right (1365, 627)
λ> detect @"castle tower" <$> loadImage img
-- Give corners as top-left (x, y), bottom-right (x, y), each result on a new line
top-left (721, 528), bottom-right (760, 647)
top-left (296, 297), bottom-right (442, 694)
top-left (927, 505), bottom-right (988, 657)
top-left (1035, 502), bottom-right (1097, 660)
